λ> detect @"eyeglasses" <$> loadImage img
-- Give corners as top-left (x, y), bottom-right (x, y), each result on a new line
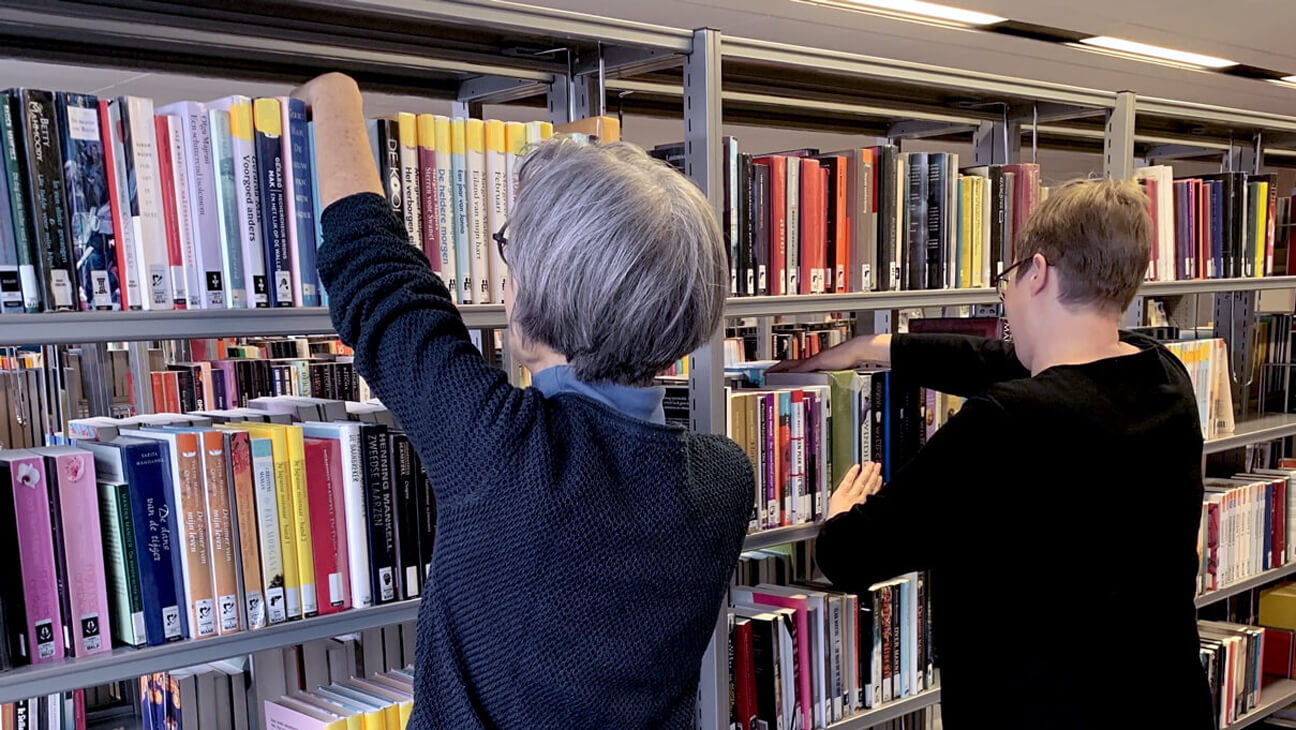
top-left (492, 223), bottom-right (509, 265)
top-left (991, 257), bottom-right (1031, 301)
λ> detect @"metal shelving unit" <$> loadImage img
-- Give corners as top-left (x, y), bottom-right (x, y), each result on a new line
top-left (825, 688), bottom-right (942, 730)
top-left (1204, 414), bottom-right (1296, 455)
top-left (1225, 679), bottom-right (1296, 730)
top-left (0, 600), bottom-right (420, 705)
top-left (1196, 563), bottom-right (1296, 610)
top-left (743, 523), bottom-right (822, 551)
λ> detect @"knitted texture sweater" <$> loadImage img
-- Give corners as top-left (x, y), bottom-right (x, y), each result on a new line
top-left (318, 193), bottom-right (754, 729)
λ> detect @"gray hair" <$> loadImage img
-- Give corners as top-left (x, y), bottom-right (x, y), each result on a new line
top-left (508, 138), bottom-right (727, 387)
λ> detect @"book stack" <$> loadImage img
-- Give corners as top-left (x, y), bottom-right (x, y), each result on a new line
top-left (263, 671), bottom-right (413, 730)
top-left (729, 551), bottom-right (935, 729)
top-left (0, 396), bottom-right (433, 668)
top-left (1198, 620), bottom-right (1265, 728)
top-left (659, 139), bottom-right (1044, 297)
top-left (1199, 473), bottom-right (1292, 597)
top-left (0, 88), bottom-right (555, 313)
top-left (138, 659), bottom-right (253, 730)
top-left (1, 690), bottom-right (89, 730)
top-left (1163, 338), bottom-right (1235, 439)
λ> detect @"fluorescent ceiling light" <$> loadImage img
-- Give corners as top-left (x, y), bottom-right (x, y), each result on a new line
top-left (804, 0), bottom-right (1006, 27)
top-left (1077, 36), bottom-right (1236, 69)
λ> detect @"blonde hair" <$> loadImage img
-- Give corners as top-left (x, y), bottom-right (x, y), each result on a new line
top-left (1014, 178), bottom-right (1152, 314)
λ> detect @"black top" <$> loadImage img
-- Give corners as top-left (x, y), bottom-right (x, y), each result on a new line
top-left (317, 193), bottom-right (754, 729)
top-left (817, 332), bottom-right (1214, 729)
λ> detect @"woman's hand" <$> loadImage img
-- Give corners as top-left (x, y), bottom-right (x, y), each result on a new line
top-left (766, 334), bottom-right (892, 374)
top-left (290, 73), bottom-right (382, 209)
top-left (828, 462), bottom-right (883, 519)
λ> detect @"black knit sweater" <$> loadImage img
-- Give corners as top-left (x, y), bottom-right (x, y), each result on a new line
top-left (317, 193), bottom-right (753, 729)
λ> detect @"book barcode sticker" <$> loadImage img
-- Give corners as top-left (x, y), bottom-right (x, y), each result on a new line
top-left (862, 264), bottom-right (871, 288)
top-left (80, 613), bottom-right (102, 653)
top-left (745, 270), bottom-right (754, 295)
top-left (301, 584), bottom-right (317, 614)
top-left (405, 566), bottom-right (420, 598)
top-left (275, 271), bottom-right (292, 303)
top-left (251, 274), bottom-right (269, 306)
top-left (35, 619), bottom-right (56, 658)
top-left (379, 567), bottom-right (395, 601)
top-left (245, 590), bottom-right (266, 629)
top-left (90, 270), bottom-right (112, 308)
top-left (149, 265), bottom-right (169, 305)
top-left (206, 271), bottom-right (225, 306)
top-left (219, 594), bottom-right (238, 632)
top-left (131, 611), bottom-right (146, 640)
top-left (19, 265), bottom-right (38, 310)
top-left (285, 586), bottom-right (302, 618)
top-left (329, 573), bottom-right (344, 605)
top-left (50, 270), bottom-right (74, 307)
top-left (195, 598), bottom-right (217, 636)
top-left (265, 587), bottom-right (287, 624)
top-left (163, 605), bottom-right (183, 639)
top-left (757, 265), bottom-right (767, 293)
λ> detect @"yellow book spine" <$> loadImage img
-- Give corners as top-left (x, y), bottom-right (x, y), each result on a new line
top-left (416, 114), bottom-right (436, 152)
top-left (450, 118), bottom-right (466, 155)
top-left (398, 112), bottom-right (417, 150)
top-left (505, 121), bottom-right (526, 156)
top-left (972, 177), bottom-right (985, 287)
top-left (485, 119), bottom-right (505, 153)
top-left (284, 424), bottom-right (316, 616)
top-left (362, 709), bottom-right (386, 730)
top-left (465, 119), bottom-right (485, 153)
top-left (960, 179), bottom-right (972, 289)
top-left (1256, 182), bottom-right (1268, 277)
top-left (229, 99), bottom-right (255, 142)
top-left (434, 116), bottom-right (451, 153)
top-left (253, 98), bottom-right (282, 136)
top-left (539, 122), bottom-right (553, 140)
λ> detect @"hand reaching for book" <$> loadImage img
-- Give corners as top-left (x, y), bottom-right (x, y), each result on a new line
top-left (828, 462), bottom-right (882, 519)
top-left (766, 334), bottom-right (892, 374)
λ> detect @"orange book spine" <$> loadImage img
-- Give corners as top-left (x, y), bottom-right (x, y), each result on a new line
top-left (150, 372), bottom-right (166, 413)
top-left (198, 429), bottom-right (242, 634)
top-left (173, 431), bottom-right (217, 637)
top-left (226, 430), bottom-right (265, 629)
top-left (833, 159), bottom-right (849, 293)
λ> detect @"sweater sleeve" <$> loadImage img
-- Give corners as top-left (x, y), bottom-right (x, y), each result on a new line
top-left (890, 334), bottom-right (1030, 397)
top-left (317, 192), bottom-right (541, 501)
top-left (814, 396), bottom-right (1002, 593)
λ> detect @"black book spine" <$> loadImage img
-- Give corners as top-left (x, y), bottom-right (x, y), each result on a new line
top-left (819, 157), bottom-right (838, 294)
top-left (750, 618), bottom-right (777, 727)
top-left (723, 137), bottom-right (736, 296)
top-left (14, 90), bottom-right (75, 311)
top-left (389, 432), bottom-right (421, 600)
top-left (753, 162), bottom-right (770, 296)
top-left (926, 155), bottom-right (945, 290)
top-left (340, 362), bottom-right (355, 401)
top-left (738, 152), bottom-right (754, 296)
top-left (1223, 175), bottom-right (1236, 279)
top-left (168, 366), bottom-right (199, 412)
top-left (0, 467), bottom-right (29, 666)
top-left (362, 425), bottom-right (397, 604)
top-left (878, 146), bottom-right (899, 291)
top-left (415, 461), bottom-right (436, 586)
top-left (257, 360), bottom-right (274, 399)
top-left (309, 363), bottom-right (323, 399)
top-left (253, 101), bottom-right (291, 307)
top-left (871, 374), bottom-right (886, 479)
top-left (988, 167), bottom-right (1005, 276)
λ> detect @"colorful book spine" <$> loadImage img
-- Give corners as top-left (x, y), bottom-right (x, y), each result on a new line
top-left (301, 422), bottom-right (371, 609)
top-left (249, 436), bottom-right (288, 624)
top-left (308, 122), bottom-right (327, 307)
top-left (192, 429), bottom-right (241, 634)
top-left (416, 114), bottom-right (440, 269)
top-left (450, 118), bottom-right (471, 303)
top-left (38, 448), bottom-right (111, 657)
top-left (99, 99), bottom-right (140, 310)
top-left (284, 424), bottom-right (317, 617)
top-left (252, 98), bottom-right (291, 307)
top-left (213, 97), bottom-right (267, 307)
top-left (282, 97), bottom-right (320, 307)
top-left (155, 114), bottom-right (195, 308)
top-left (304, 437), bottom-right (350, 614)
top-left (361, 424), bottom-right (397, 603)
top-left (14, 89), bottom-right (77, 310)
top-left (97, 481), bottom-right (145, 646)
top-left (224, 430), bottom-right (265, 629)
top-left (116, 96), bottom-right (173, 309)
top-left (0, 93), bottom-right (42, 311)
top-left (159, 101), bottom-right (225, 308)
top-left (0, 453), bottom-right (65, 662)
top-left (432, 116), bottom-right (457, 298)
top-left (397, 112), bottom-right (421, 252)
top-left (208, 108), bottom-right (245, 308)
top-left (55, 92), bottom-right (119, 311)
top-left (485, 120), bottom-right (508, 304)
top-left (465, 119), bottom-right (490, 303)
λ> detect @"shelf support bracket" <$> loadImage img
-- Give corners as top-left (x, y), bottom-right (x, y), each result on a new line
top-left (887, 119), bottom-right (976, 140)
top-left (456, 74), bottom-right (551, 105)
top-left (1104, 90), bottom-right (1136, 180)
top-left (972, 120), bottom-right (1019, 165)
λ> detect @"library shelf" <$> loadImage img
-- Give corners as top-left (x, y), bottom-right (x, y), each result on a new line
top-left (743, 523), bottom-right (822, 550)
top-left (1139, 276), bottom-right (1296, 297)
top-left (0, 599), bottom-right (420, 704)
top-left (1195, 562), bottom-right (1296, 609)
top-left (1224, 678), bottom-right (1296, 730)
top-left (1204, 414), bottom-right (1296, 455)
top-left (826, 687), bottom-right (942, 729)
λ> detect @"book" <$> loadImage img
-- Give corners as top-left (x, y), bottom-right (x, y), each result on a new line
top-left (450, 118), bottom-right (471, 303)
top-left (415, 114), bottom-right (440, 269)
top-left (55, 92), bottom-right (119, 311)
top-left (359, 423), bottom-right (396, 604)
top-left (464, 119), bottom-right (490, 303)
top-left (281, 97), bottom-right (320, 307)
top-left (249, 436), bottom-right (289, 625)
top-left (171, 427), bottom-right (243, 635)
top-left (0, 451), bottom-right (65, 663)
top-left (303, 437), bottom-right (350, 614)
top-left (208, 96), bottom-right (267, 307)
top-left (253, 98), bottom-right (292, 307)
top-left (388, 432), bottom-right (421, 600)
top-left (13, 89), bottom-right (77, 310)
top-left (0, 93), bottom-right (42, 311)
top-left (157, 101), bottom-right (225, 308)
top-left (113, 95), bottom-right (173, 309)
top-left (224, 429), bottom-right (266, 630)
top-left (96, 480), bottom-right (146, 647)
top-left (396, 112), bottom-right (421, 256)
top-left (156, 113), bottom-right (198, 308)
top-left (302, 422), bottom-right (372, 610)
top-left (485, 120), bottom-right (508, 304)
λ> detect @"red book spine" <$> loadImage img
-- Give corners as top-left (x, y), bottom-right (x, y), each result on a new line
top-left (799, 159), bottom-right (822, 296)
top-left (304, 438), bottom-right (350, 614)
top-left (418, 146), bottom-right (440, 270)
top-left (150, 372), bottom-right (166, 413)
top-left (153, 116), bottom-right (186, 309)
top-left (734, 620), bottom-right (759, 728)
top-left (833, 159), bottom-right (848, 294)
top-left (756, 156), bottom-right (787, 296)
top-left (165, 371), bottom-right (181, 413)
top-left (98, 101), bottom-right (130, 310)
top-left (1146, 178), bottom-right (1159, 280)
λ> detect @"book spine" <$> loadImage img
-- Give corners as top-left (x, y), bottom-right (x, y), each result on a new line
top-left (739, 153), bottom-right (754, 296)
top-left (390, 433), bottom-right (421, 599)
top-left (284, 427), bottom-right (317, 617)
top-left (0, 93), bottom-right (42, 311)
top-left (119, 444), bottom-right (186, 643)
top-left (753, 162), bottom-right (769, 296)
top-left (786, 161), bottom-right (800, 296)
top-left (416, 115), bottom-right (440, 269)
top-left (416, 463), bottom-right (435, 591)
top-left (168, 113), bottom-right (207, 307)
top-left (336, 426), bottom-right (373, 608)
top-left (433, 117), bottom-right (458, 300)
top-left (225, 100), bottom-right (267, 306)
top-left (377, 119), bottom-right (404, 240)
top-left (465, 119), bottom-right (490, 303)
top-left (119, 97), bottom-right (173, 309)
top-left (154, 115), bottom-right (192, 308)
top-left (302, 440), bottom-right (344, 614)
top-left (175, 103), bottom-right (226, 307)
top-left (397, 112), bottom-right (422, 253)
top-left (778, 391), bottom-right (791, 526)
top-left (266, 429), bottom-right (301, 619)
top-left (166, 433), bottom-right (217, 639)
top-left (309, 123), bottom-right (327, 307)
top-left (252, 98), bottom-right (291, 307)
top-left (56, 92), bottom-right (118, 311)
top-left (364, 426), bottom-right (397, 603)
top-left (485, 120), bottom-right (508, 304)
top-left (99, 100), bottom-right (137, 310)
top-left (3, 457), bottom-right (64, 662)
top-left (226, 431), bottom-right (264, 629)
top-left (95, 484), bottom-right (138, 646)
top-left (283, 98), bottom-right (321, 307)
top-left (249, 437), bottom-right (287, 624)
top-left (197, 432), bottom-right (241, 634)
top-left (17, 90), bottom-right (76, 310)
top-left (49, 452), bottom-right (110, 656)
top-left (450, 118), bottom-right (471, 303)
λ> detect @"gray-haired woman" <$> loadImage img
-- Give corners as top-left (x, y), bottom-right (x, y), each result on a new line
top-left (298, 73), bottom-right (753, 730)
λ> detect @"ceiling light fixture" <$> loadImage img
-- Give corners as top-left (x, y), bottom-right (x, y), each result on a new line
top-left (1076, 36), bottom-right (1237, 69)
top-left (800, 0), bottom-right (1006, 28)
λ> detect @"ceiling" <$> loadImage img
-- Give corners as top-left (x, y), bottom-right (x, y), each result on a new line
top-left (529, 0), bottom-right (1296, 118)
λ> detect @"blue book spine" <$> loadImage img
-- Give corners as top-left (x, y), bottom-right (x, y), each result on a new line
top-left (56, 92), bottom-right (119, 311)
top-left (252, 99), bottom-right (291, 307)
top-left (285, 99), bottom-right (320, 307)
top-left (777, 390), bottom-right (791, 526)
top-left (308, 123), bottom-right (327, 308)
top-left (122, 441), bottom-right (189, 645)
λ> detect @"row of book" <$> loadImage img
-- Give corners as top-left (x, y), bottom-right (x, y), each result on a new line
top-left (1158, 338), bottom-right (1236, 440)
top-left (139, 660), bottom-right (252, 730)
top-left (728, 551), bottom-right (935, 730)
top-left (1199, 620), bottom-right (1266, 728)
top-left (0, 397), bottom-right (430, 669)
top-left (1135, 167), bottom-right (1295, 281)
top-left (0, 87), bottom-right (555, 314)
top-left (1199, 471), bottom-right (1293, 597)
top-left (263, 672), bottom-right (413, 730)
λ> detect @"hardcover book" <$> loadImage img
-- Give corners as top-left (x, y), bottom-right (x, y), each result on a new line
top-left (12, 89), bottom-right (76, 310)
top-left (0, 92), bottom-right (41, 311)
top-left (207, 97), bottom-right (267, 306)
top-left (55, 92), bottom-right (118, 310)
top-left (0, 451), bottom-right (65, 663)
top-left (252, 98), bottom-right (291, 307)
top-left (281, 98), bottom-right (320, 307)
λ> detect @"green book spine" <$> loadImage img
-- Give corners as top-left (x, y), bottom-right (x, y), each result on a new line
top-left (0, 93), bottom-right (40, 311)
top-left (98, 483), bottom-right (140, 647)
top-left (115, 482), bottom-right (146, 645)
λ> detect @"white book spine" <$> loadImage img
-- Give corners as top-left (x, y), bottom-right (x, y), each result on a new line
top-left (162, 102), bottom-right (224, 308)
top-left (166, 117), bottom-right (204, 308)
top-left (250, 447), bottom-right (287, 624)
top-left (123, 97), bottom-right (172, 310)
top-left (786, 162), bottom-right (800, 296)
top-left (432, 119), bottom-right (457, 302)
top-left (466, 137), bottom-right (490, 304)
top-left (399, 121), bottom-right (422, 250)
top-left (215, 97), bottom-right (267, 307)
top-left (486, 137), bottom-right (508, 305)
top-left (104, 102), bottom-right (142, 309)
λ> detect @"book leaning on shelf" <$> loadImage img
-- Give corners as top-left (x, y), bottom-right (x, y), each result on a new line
top-left (0, 84), bottom-right (557, 313)
top-left (0, 396), bottom-right (434, 669)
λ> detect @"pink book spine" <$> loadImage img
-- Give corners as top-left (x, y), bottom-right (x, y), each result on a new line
top-left (55, 451), bottom-right (111, 656)
top-left (418, 145), bottom-right (440, 270)
top-left (10, 455), bottom-right (66, 662)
